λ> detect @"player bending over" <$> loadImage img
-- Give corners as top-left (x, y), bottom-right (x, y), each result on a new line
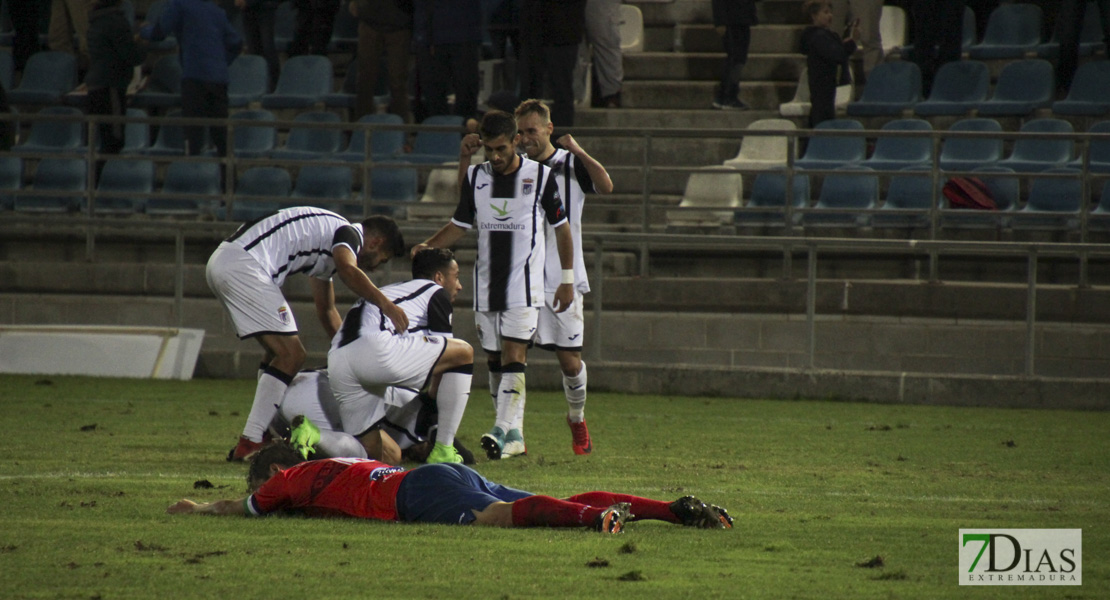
top-left (167, 442), bottom-right (734, 533)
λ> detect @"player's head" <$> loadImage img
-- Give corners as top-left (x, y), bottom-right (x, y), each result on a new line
top-left (246, 441), bottom-right (305, 492)
top-left (358, 215), bottom-right (405, 271)
top-left (514, 99), bottom-right (554, 160)
top-left (412, 248), bottom-right (462, 302)
top-left (479, 110), bottom-right (521, 175)
top-left (803, 0), bottom-right (833, 26)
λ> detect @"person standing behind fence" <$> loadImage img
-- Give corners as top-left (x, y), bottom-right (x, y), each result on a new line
top-left (235, 0), bottom-right (281, 92)
top-left (910, 0), bottom-right (964, 97)
top-left (411, 0), bottom-right (482, 122)
top-left (87, 0), bottom-right (146, 165)
top-left (50, 0), bottom-right (91, 70)
top-left (711, 0), bottom-right (756, 110)
top-left (800, 0), bottom-right (858, 128)
top-left (519, 0), bottom-right (586, 128)
top-left (141, 0), bottom-right (242, 157)
top-left (350, 0), bottom-right (413, 121)
top-left (1055, 0), bottom-right (1110, 95)
top-left (830, 0), bottom-right (882, 78)
top-left (288, 0), bottom-right (341, 56)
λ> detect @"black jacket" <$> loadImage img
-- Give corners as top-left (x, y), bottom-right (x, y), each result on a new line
top-left (355, 0), bottom-right (413, 32)
top-left (86, 6), bottom-right (146, 90)
top-left (800, 25), bottom-right (855, 90)
top-left (521, 0), bottom-right (587, 47)
top-left (712, 0), bottom-right (758, 27)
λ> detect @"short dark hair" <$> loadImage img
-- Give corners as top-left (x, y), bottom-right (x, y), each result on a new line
top-left (480, 110), bottom-right (517, 142)
top-left (411, 248), bottom-right (456, 280)
top-left (361, 215), bottom-right (405, 258)
top-left (247, 442), bottom-right (305, 491)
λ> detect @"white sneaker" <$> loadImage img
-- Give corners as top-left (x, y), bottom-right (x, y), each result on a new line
top-left (502, 428), bottom-right (527, 457)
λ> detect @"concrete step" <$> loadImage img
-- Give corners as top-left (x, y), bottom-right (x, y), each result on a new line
top-left (623, 52), bottom-right (804, 82)
top-left (575, 133), bottom-right (742, 168)
top-left (620, 79), bottom-right (796, 111)
top-left (671, 24), bottom-right (806, 54)
top-left (575, 107), bottom-right (799, 129)
top-left (635, 0), bottom-right (808, 27)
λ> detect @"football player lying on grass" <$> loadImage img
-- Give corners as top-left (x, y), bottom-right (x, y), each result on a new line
top-left (167, 442), bottom-right (734, 533)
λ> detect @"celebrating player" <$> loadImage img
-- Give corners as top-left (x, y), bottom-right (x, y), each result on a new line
top-left (206, 208), bottom-right (409, 462)
top-left (411, 110), bottom-right (576, 461)
top-left (167, 442), bottom-right (735, 533)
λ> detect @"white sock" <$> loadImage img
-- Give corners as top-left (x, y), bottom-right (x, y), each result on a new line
top-left (488, 368), bottom-right (502, 413)
top-left (317, 430), bottom-right (368, 458)
top-left (242, 369), bottom-right (289, 442)
top-left (494, 369), bottom-right (525, 433)
top-left (435, 369), bottom-right (473, 446)
top-left (564, 361), bottom-right (587, 423)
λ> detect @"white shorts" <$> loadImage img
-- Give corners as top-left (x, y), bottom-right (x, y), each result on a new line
top-left (474, 306), bottom-right (540, 353)
top-left (328, 331), bottom-right (447, 435)
top-left (536, 291), bottom-right (585, 351)
top-left (206, 242), bottom-right (297, 339)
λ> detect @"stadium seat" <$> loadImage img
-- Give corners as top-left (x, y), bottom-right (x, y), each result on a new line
top-left (845, 61), bottom-right (922, 117)
top-left (403, 115), bottom-right (465, 164)
top-left (338, 113), bottom-right (406, 162)
top-left (734, 171), bottom-right (809, 226)
top-left (145, 109), bottom-right (202, 156)
top-left (904, 6), bottom-right (977, 58)
top-left (913, 60), bottom-right (990, 117)
top-left (976, 59), bottom-right (1054, 117)
top-left (1052, 60), bottom-right (1110, 116)
top-left (860, 118), bottom-right (933, 172)
top-left (15, 157), bottom-right (86, 212)
top-left (131, 54), bottom-right (182, 109)
top-left (1088, 179), bottom-right (1110, 230)
top-left (91, 158), bottom-right (154, 214)
top-left (142, 0), bottom-right (178, 51)
top-left (942, 166), bottom-right (1018, 229)
top-left (723, 119), bottom-right (797, 170)
top-left (273, 1), bottom-right (296, 52)
top-left (795, 119), bottom-right (866, 170)
top-left (997, 118), bottom-right (1074, 173)
top-left (269, 111), bottom-right (343, 161)
top-left (619, 4), bottom-right (644, 53)
top-left (803, 166), bottom-right (878, 226)
top-left (361, 166), bottom-right (419, 217)
top-left (149, 161), bottom-right (221, 216)
top-left (1070, 121), bottom-right (1110, 173)
top-left (0, 50), bottom-right (14, 91)
top-left (262, 55), bottom-right (333, 110)
top-left (1037, 2), bottom-right (1106, 57)
top-left (880, 5), bottom-right (907, 53)
top-left (939, 118), bottom-right (1004, 172)
top-left (221, 110), bottom-right (276, 159)
top-left (7, 51), bottom-right (77, 106)
top-left (0, 156), bottom-right (22, 210)
top-left (328, 3), bottom-right (359, 52)
top-left (12, 106), bottom-right (85, 154)
top-left (666, 168), bottom-right (744, 227)
top-left (324, 64), bottom-right (358, 110)
top-left (290, 165), bottom-right (353, 210)
top-left (1011, 168), bottom-right (1083, 230)
top-left (779, 68), bottom-right (853, 118)
top-left (873, 168), bottom-right (938, 228)
top-left (228, 54), bottom-right (269, 107)
top-left (107, 108), bottom-right (152, 155)
top-left (232, 166), bottom-right (290, 220)
top-left (968, 3), bottom-right (1043, 59)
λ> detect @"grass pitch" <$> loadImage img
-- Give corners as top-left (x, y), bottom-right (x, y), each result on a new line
top-left (0, 374), bottom-right (1105, 599)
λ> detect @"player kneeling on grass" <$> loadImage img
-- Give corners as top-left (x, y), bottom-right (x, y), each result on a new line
top-left (167, 442), bottom-right (734, 532)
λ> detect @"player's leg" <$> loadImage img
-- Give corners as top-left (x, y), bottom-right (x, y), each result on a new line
top-left (425, 338), bottom-right (474, 464)
top-left (482, 307), bottom-right (538, 459)
top-left (278, 371), bottom-right (368, 459)
top-left (565, 492), bottom-right (734, 529)
top-left (507, 495), bottom-right (629, 533)
top-left (356, 428), bottom-right (402, 465)
top-left (235, 333), bottom-right (305, 454)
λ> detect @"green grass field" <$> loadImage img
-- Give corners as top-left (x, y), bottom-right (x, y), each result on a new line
top-left (0, 374), bottom-right (1105, 599)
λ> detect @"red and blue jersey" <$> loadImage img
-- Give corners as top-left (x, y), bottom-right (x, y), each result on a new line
top-left (246, 458), bottom-right (409, 521)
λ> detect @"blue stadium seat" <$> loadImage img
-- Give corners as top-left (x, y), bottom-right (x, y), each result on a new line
top-left (7, 51), bottom-right (77, 106)
top-left (145, 109), bottom-right (206, 156)
top-left (942, 166), bottom-right (1019, 229)
top-left (233, 166), bottom-right (290, 220)
top-left (13, 106), bottom-right (85, 154)
top-left (795, 119), bottom-right (866, 170)
top-left (913, 60), bottom-right (990, 117)
top-left (803, 166), bottom-right (879, 226)
top-left (873, 168), bottom-right (938, 228)
top-left (845, 61), bottom-right (922, 117)
top-left (997, 118), bottom-right (1074, 173)
top-left (112, 108), bottom-right (152, 155)
top-left (228, 54), bottom-right (269, 107)
top-left (1011, 168), bottom-right (1083, 230)
top-left (338, 113), bottom-right (406, 162)
top-left (939, 118), bottom-right (1004, 172)
top-left (131, 54), bottom-right (182, 109)
top-left (149, 161), bottom-right (221, 216)
top-left (273, 1), bottom-right (296, 53)
top-left (1070, 121), bottom-right (1110, 173)
top-left (902, 6), bottom-right (977, 58)
top-left (403, 115), bottom-right (465, 164)
top-left (735, 172), bottom-right (809, 226)
top-left (0, 50), bottom-right (14, 91)
top-left (143, 0), bottom-right (178, 51)
top-left (861, 118), bottom-right (933, 172)
top-left (1037, 2), bottom-right (1105, 57)
top-left (261, 55), bottom-right (333, 110)
top-left (91, 158), bottom-right (154, 214)
top-left (1089, 179), bottom-right (1110, 230)
top-left (968, 4), bottom-right (1043, 59)
top-left (0, 156), bottom-right (22, 210)
top-left (269, 111), bottom-right (343, 161)
top-left (976, 59), bottom-right (1054, 117)
top-left (328, 4), bottom-right (359, 52)
top-left (362, 166), bottom-right (419, 216)
top-left (219, 109), bottom-right (276, 159)
top-left (15, 158), bottom-right (86, 212)
top-left (1052, 60), bottom-right (1110, 116)
top-left (323, 64), bottom-right (359, 110)
top-left (291, 165), bottom-right (353, 207)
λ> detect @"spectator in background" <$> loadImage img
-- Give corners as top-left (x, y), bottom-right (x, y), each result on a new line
top-left (141, 0), bottom-right (243, 157)
top-left (583, 0), bottom-right (623, 108)
top-left (830, 0), bottom-right (882, 78)
top-left (0, 82), bottom-right (12, 151)
top-left (801, 0), bottom-right (858, 128)
top-left (711, 0), bottom-right (757, 110)
top-left (288, 0), bottom-right (341, 56)
top-left (1055, 0), bottom-right (1110, 94)
top-left (910, 0), bottom-right (965, 96)
top-left (967, 0), bottom-right (999, 41)
top-left (351, 0), bottom-right (413, 121)
top-left (87, 0), bottom-right (146, 171)
top-left (235, 0), bottom-right (281, 92)
top-left (9, 0), bottom-right (50, 72)
top-left (519, 0), bottom-right (586, 128)
top-left (49, 0), bottom-right (91, 69)
top-left (412, 0), bottom-right (482, 122)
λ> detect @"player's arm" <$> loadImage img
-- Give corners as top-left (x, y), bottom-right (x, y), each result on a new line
top-left (411, 222), bottom-right (467, 259)
top-left (333, 245), bottom-right (409, 332)
top-left (557, 133), bottom-right (613, 194)
top-left (552, 222), bottom-right (574, 313)
top-left (167, 498), bottom-right (247, 516)
top-left (457, 133), bottom-right (481, 188)
top-left (310, 277), bottom-right (342, 339)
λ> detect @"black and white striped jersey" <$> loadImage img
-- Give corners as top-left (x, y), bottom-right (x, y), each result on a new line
top-left (451, 156), bottom-right (567, 312)
top-left (541, 148), bottom-right (594, 295)
top-left (225, 207), bottom-right (362, 286)
top-left (332, 278), bottom-right (454, 349)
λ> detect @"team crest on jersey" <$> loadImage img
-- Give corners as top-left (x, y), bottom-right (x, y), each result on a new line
top-left (423, 336), bottom-right (442, 345)
top-left (277, 306), bottom-right (290, 325)
top-left (522, 178), bottom-right (534, 195)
